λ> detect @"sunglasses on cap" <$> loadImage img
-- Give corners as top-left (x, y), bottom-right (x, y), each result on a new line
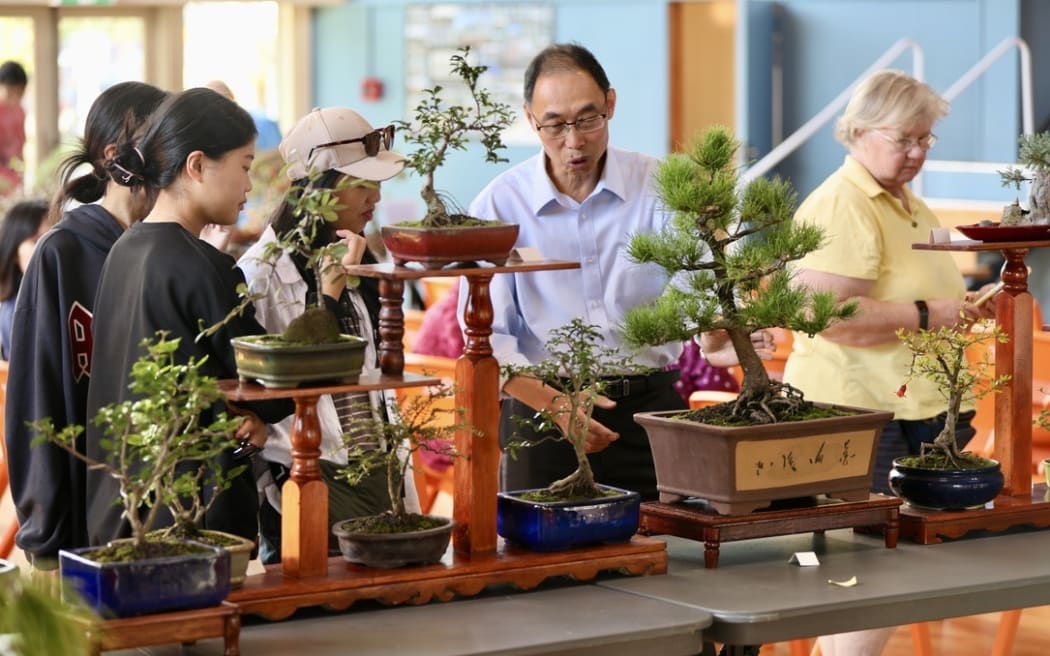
top-left (307, 124), bottom-right (396, 162)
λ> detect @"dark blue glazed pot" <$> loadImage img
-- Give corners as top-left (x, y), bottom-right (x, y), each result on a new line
top-left (59, 541), bottom-right (230, 618)
top-left (888, 457), bottom-right (1004, 510)
top-left (497, 485), bottom-right (641, 551)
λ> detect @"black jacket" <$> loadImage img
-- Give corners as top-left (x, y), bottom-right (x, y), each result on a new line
top-left (86, 222), bottom-right (292, 546)
top-left (5, 204), bottom-right (125, 564)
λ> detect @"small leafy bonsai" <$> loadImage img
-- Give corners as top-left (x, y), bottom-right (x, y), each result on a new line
top-left (204, 170), bottom-right (364, 345)
top-left (501, 318), bottom-right (642, 500)
top-left (398, 45), bottom-right (514, 227)
top-left (33, 332), bottom-right (244, 559)
top-left (332, 385), bottom-right (470, 532)
top-left (896, 322), bottom-right (1009, 469)
top-left (999, 131), bottom-right (1050, 225)
top-left (622, 126), bottom-right (855, 425)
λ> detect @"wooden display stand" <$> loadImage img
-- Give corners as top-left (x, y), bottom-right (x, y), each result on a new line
top-left (87, 602), bottom-right (240, 655)
top-left (640, 494), bottom-right (901, 568)
top-left (222, 260), bottom-right (668, 619)
top-left (906, 238), bottom-right (1050, 543)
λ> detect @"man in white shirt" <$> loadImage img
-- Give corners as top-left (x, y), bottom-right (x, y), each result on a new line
top-left (466, 43), bottom-right (685, 500)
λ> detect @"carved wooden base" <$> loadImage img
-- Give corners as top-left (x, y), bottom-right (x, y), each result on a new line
top-left (227, 536), bottom-right (667, 620)
top-left (88, 601), bottom-right (240, 655)
top-left (639, 495), bottom-right (902, 568)
top-left (896, 483), bottom-right (1050, 544)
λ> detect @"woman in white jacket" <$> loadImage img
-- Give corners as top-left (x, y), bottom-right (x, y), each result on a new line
top-left (238, 107), bottom-right (418, 564)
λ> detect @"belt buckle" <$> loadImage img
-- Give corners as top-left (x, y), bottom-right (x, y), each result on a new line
top-left (604, 378), bottom-right (629, 399)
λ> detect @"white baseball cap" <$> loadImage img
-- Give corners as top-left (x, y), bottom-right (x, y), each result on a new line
top-left (280, 107), bottom-right (405, 182)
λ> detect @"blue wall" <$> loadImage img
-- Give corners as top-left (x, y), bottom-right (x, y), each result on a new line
top-left (754, 0), bottom-right (1022, 201)
top-left (312, 0), bottom-right (1031, 215)
top-left (314, 0), bottom-right (669, 224)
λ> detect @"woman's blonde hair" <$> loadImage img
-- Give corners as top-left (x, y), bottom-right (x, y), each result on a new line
top-left (834, 70), bottom-right (949, 146)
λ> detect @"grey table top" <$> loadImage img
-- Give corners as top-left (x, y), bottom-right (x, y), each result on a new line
top-left (110, 582), bottom-right (710, 656)
top-left (596, 529), bottom-right (1050, 646)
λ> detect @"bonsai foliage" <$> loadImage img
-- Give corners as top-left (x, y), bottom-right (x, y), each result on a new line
top-left (202, 170), bottom-right (365, 344)
top-left (502, 319), bottom-right (642, 499)
top-left (0, 576), bottom-right (94, 655)
top-left (622, 126), bottom-right (855, 424)
top-left (897, 322), bottom-right (1009, 469)
top-left (33, 333), bottom-right (244, 552)
top-left (332, 385), bottom-right (471, 530)
top-left (398, 45), bottom-right (514, 227)
top-left (999, 131), bottom-right (1050, 224)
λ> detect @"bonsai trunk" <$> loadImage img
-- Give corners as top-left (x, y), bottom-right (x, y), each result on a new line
top-left (1030, 171), bottom-right (1050, 223)
top-left (546, 411), bottom-right (603, 499)
top-left (389, 453), bottom-right (407, 518)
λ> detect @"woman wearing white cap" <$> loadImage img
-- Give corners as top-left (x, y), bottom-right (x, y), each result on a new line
top-left (238, 107), bottom-right (412, 564)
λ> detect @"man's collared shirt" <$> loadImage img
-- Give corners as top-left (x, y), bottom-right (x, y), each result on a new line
top-left (465, 146), bottom-right (682, 377)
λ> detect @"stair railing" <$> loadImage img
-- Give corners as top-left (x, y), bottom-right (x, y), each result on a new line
top-left (740, 38), bottom-right (924, 185)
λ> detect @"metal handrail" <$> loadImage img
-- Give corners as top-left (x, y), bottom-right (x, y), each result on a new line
top-left (740, 38), bottom-right (925, 185)
top-left (919, 36), bottom-right (1034, 198)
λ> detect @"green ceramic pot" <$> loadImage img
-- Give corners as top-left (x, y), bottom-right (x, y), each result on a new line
top-left (231, 334), bottom-right (367, 388)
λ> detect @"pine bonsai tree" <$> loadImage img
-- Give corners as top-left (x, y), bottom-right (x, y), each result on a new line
top-left (897, 323), bottom-right (1008, 468)
top-left (398, 45), bottom-right (514, 227)
top-left (502, 319), bottom-right (641, 499)
top-left (622, 126), bottom-right (855, 425)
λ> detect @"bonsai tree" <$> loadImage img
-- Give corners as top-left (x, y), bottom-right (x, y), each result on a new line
top-left (203, 170), bottom-right (363, 345)
top-left (999, 131), bottom-right (1050, 225)
top-left (622, 126), bottom-right (855, 425)
top-left (501, 318), bottom-right (642, 500)
top-left (896, 322), bottom-right (1009, 469)
top-left (0, 576), bottom-right (94, 655)
top-left (398, 45), bottom-right (515, 227)
top-left (332, 384), bottom-right (471, 531)
top-left (33, 332), bottom-right (244, 557)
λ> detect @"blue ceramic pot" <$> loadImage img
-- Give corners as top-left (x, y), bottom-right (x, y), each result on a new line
top-left (497, 485), bottom-right (641, 551)
top-left (59, 541), bottom-right (230, 618)
top-left (888, 457), bottom-right (1004, 510)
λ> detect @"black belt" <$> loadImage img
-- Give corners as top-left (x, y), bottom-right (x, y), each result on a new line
top-left (599, 370), bottom-right (680, 400)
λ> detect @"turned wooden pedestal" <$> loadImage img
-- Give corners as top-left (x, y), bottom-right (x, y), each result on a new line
top-left (909, 239), bottom-right (1050, 539)
top-left (221, 259), bottom-right (668, 618)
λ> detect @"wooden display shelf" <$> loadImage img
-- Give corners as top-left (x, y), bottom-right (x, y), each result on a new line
top-left (87, 601), bottom-right (240, 655)
top-left (911, 239), bottom-right (1050, 536)
top-left (639, 495), bottom-right (901, 568)
top-left (895, 484), bottom-right (1050, 544)
top-left (227, 536), bottom-right (667, 620)
top-left (220, 258), bottom-right (667, 615)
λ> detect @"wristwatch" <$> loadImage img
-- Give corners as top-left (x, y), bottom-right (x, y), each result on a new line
top-left (914, 300), bottom-right (929, 331)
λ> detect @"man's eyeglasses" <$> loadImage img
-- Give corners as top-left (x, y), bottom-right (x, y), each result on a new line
top-left (534, 113), bottom-right (608, 139)
top-left (873, 129), bottom-right (936, 153)
top-left (308, 124), bottom-right (395, 162)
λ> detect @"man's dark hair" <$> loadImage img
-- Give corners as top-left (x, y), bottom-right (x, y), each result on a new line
top-left (0, 61), bottom-right (28, 88)
top-left (523, 43), bottom-right (610, 105)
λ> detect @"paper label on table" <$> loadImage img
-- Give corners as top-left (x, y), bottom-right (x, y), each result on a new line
top-left (929, 227), bottom-right (951, 244)
top-left (789, 551), bottom-right (820, 567)
top-left (509, 247), bottom-right (543, 262)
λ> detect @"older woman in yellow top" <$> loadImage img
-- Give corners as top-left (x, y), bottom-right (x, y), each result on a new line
top-left (785, 69), bottom-right (998, 493)
top-left (784, 67), bottom-right (998, 656)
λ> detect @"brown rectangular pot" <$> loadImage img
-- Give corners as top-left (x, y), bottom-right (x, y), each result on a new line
top-left (634, 405), bottom-right (893, 514)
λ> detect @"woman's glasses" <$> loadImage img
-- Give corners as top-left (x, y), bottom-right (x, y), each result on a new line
top-left (873, 128), bottom-right (936, 153)
top-left (308, 124), bottom-right (395, 162)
